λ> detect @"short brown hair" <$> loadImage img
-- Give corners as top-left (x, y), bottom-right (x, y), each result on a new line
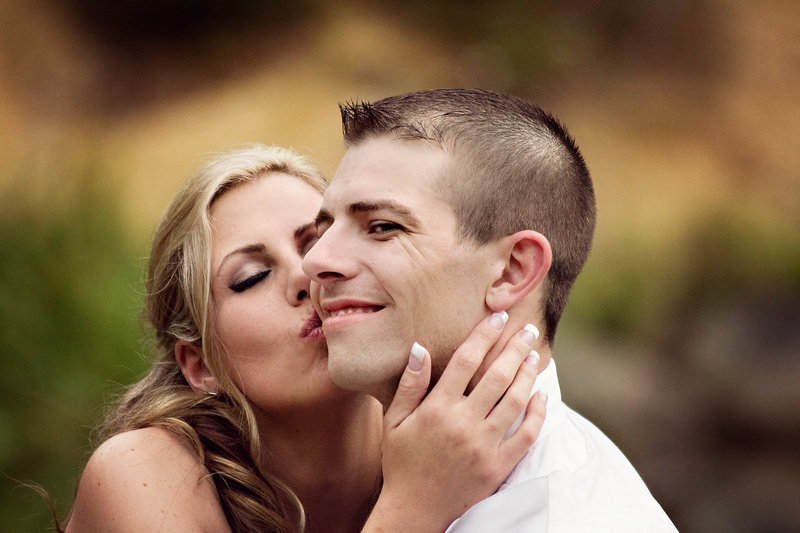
top-left (340, 89), bottom-right (596, 344)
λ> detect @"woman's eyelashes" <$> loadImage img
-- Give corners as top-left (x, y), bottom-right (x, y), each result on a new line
top-left (229, 269), bottom-right (271, 293)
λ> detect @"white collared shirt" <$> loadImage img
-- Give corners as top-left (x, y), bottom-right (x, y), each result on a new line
top-left (447, 360), bottom-right (679, 532)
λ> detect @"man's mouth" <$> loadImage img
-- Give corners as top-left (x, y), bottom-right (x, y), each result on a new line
top-left (321, 300), bottom-right (386, 328)
top-left (328, 306), bottom-right (383, 318)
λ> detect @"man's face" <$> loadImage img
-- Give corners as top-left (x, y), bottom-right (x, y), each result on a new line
top-left (302, 138), bottom-right (495, 402)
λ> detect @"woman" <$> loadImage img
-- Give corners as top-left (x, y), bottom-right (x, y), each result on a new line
top-left (63, 145), bottom-right (546, 533)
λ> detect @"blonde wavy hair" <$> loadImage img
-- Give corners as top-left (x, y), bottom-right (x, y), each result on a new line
top-left (68, 145), bottom-right (328, 532)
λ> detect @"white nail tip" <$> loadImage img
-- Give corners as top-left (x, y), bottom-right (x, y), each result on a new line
top-left (410, 342), bottom-right (425, 363)
top-left (524, 324), bottom-right (540, 340)
top-left (498, 311), bottom-right (509, 324)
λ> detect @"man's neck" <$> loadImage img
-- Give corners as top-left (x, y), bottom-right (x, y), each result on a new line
top-left (465, 317), bottom-right (552, 393)
top-left (372, 375), bottom-right (403, 411)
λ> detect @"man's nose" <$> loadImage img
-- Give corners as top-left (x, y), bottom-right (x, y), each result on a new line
top-left (302, 224), bottom-right (358, 285)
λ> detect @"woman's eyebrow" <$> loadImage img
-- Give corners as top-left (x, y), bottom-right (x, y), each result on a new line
top-left (314, 209), bottom-right (332, 229)
top-left (215, 243), bottom-right (266, 277)
top-left (294, 222), bottom-right (316, 241)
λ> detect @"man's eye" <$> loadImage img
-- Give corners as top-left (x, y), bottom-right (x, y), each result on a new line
top-left (368, 221), bottom-right (403, 235)
top-left (229, 270), bottom-right (271, 293)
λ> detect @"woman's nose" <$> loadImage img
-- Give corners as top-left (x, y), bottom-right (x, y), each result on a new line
top-left (288, 259), bottom-right (312, 306)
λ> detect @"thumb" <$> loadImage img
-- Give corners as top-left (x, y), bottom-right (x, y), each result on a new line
top-left (384, 343), bottom-right (431, 430)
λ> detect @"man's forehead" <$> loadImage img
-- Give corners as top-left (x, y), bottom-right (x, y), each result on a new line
top-left (322, 138), bottom-right (448, 210)
top-left (319, 180), bottom-right (416, 220)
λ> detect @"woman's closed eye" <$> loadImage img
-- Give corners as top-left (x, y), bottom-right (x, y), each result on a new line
top-left (229, 270), bottom-right (271, 293)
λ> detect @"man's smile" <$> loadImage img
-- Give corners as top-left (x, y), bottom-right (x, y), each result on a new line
top-left (320, 299), bottom-right (387, 328)
top-left (328, 306), bottom-right (383, 317)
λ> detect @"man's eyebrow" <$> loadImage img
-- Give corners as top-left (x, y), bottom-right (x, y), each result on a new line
top-left (347, 200), bottom-right (421, 225)
top-left (314, 200), bottom-right (423, 228)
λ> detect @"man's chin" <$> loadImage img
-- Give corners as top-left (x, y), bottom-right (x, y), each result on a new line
top-left (326, 342), bottom-right (407, 399)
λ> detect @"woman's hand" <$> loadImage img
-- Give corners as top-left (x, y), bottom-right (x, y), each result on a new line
top-left (363, 312), bottom-right (547, 533)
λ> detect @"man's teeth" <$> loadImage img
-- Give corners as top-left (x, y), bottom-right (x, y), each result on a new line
top-left (329, 307), bottom-right (377, 318)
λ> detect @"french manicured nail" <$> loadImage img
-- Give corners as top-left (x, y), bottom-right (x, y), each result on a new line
top-left (488, 311), bottom-right (509, 330)
top-left (409, 342), bottom-right (425, 371)
top-left (519, 324), bottom-right (540, 345)
top-left (526, 350), bottom-right (540, 369)
top-left (539, 390), bottom-right (549, 405)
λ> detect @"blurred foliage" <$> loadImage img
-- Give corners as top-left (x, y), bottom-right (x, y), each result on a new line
top-left (564, 232), bottom-right (662, 339)
top-left (564, 201), bottom-right (800, 343)
top-left (674, 206), bottom-right (800, 306)
top-left (52, 0), bottom-right (322, 114)
top-left (0, 163), bottom-right (149, 531)
top-left (67, 0), bottom-right (318, 46)
top-left (373, 0), bottom-right (725, 92)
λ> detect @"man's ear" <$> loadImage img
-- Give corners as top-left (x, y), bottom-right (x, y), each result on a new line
top-left (175, 340), bottom-right (219, 394)
top-left (485, 230), bottom-right (552, 312)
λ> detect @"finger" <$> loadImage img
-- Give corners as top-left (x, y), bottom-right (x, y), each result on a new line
top-left (384, 343), bottom-right (432, 430)
top-left (491, 350), bottom-right (539, 439)
top-left (468, 324), bottom-right (539, 415)
top-left (433, 311), bottom-right (509, 399)
top-left (500, 391), bottom-right (547, 465)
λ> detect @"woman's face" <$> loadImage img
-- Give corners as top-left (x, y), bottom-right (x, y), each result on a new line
top-left (209, 173), bottom-right (342, 416)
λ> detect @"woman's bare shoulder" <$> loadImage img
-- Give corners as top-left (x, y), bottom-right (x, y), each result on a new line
top-left (66, 427), bottom-right (230, 533)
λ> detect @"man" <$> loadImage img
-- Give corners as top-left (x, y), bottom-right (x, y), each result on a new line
top-left (303, 89), bottom-right (677, 531)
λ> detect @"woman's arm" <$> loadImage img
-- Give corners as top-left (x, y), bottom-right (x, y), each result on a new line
top-left (65, 427), bottom-right (230, 533)
top-left (363, 313), bottom-right (547, 533)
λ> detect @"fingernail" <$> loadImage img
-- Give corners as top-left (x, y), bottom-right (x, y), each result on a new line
top-left (539, 390), bottom-right (549, 405)
top-left (519, 324), bottom-right (540, 346)
top-left (525, 350), bottom-right (540, 369)
top-left (488, 311), bottom-right (509, 330)
top-left (409, 342), bottom-right (425, 371)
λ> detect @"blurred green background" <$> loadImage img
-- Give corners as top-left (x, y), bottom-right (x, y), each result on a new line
top-left (1, 1), bottom-right (798, 531)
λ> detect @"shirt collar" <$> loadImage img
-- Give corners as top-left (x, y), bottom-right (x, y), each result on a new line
top-left (531, 358), bottom-right (567, 442)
